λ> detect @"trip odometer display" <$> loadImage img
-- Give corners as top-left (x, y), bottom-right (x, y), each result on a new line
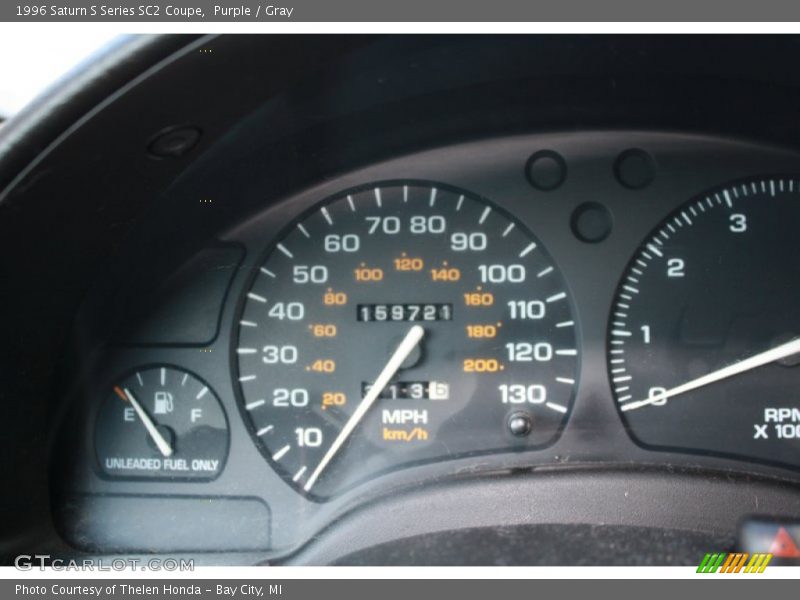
top-left (235, 182), bottom-right (579, 497)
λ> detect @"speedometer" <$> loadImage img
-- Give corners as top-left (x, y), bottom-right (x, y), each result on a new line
top-left (234, 181), bottom-right (579, 497)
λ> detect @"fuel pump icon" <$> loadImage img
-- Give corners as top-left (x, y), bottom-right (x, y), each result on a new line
top-left (154, 391), bottom-right (174, 415)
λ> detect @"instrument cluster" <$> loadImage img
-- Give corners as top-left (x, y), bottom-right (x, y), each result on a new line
top-left (52, 131), bottom-right (800, 558)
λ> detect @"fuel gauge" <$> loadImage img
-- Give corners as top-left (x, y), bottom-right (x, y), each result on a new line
top-left (95, 366), bottom-right (229, 480)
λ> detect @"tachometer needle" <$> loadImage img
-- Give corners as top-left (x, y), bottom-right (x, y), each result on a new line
top-left (303, 324), bottom-right (425, 492)
top-left (114, 386), bottom-right (174, 457)
top-left (621, 337), bottom-right (800, 412)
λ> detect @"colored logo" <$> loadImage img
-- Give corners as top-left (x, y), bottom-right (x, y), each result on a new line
top-left (697, 553), bottom-right (772, 573)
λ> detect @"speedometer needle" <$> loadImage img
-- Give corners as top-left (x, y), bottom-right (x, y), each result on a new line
top-left (620, 337), bottom-right (800, 412)
top-left (303, 324), bottom-right (425, 492)
top-left (114, 386), bottom-right (174, 457)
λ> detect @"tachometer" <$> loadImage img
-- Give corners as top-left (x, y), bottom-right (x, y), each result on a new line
top-left (610, 176), bottom-right (800, 469)
top-left (235, 181), bottom-right (579, 497)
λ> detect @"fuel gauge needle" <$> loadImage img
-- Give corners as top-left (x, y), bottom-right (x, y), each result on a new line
top-left (621, 337), bottom-right (800, 412)
top-left (303, 324), bottom-right (425, 492)
top-left (114, 386), bottom-right (174, 457)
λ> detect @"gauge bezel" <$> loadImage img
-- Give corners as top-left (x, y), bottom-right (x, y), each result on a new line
top-left (92, 363), bottom-right (231, 483)
top-left (230, 178), bottom-right (583, 501)
top-left (608, 173), bottom-right (800, 474)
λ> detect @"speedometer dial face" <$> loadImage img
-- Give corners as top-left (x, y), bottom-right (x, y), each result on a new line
top-left (235, 182), bottom-right (579, 497)
top-left (610, 176), bottom-right (800, 469)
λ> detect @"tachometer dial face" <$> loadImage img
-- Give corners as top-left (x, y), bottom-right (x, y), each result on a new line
top-left (235, 182), bottom-right (579, 497)
top-left (95, 367), bottom-right (229, 480)
top-left (610, 176), bottom-right (800, 469)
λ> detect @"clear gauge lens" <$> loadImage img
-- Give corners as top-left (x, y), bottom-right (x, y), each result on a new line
top-left (235, 182), bottom-right (580, 498)
top-left (95, 367), bottom-right (229, 480)
top-left (610, 176), bottom-right (800, 469)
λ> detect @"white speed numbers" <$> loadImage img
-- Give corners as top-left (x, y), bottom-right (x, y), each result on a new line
top-left (235, 182), bottom-right (579, 497)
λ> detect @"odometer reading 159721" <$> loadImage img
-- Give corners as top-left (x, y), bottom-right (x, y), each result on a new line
top-left (235, 182), bottom-right (579, 497)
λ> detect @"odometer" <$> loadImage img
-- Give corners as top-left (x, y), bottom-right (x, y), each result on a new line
top-left (235, 182), bottom-right (579, 497)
